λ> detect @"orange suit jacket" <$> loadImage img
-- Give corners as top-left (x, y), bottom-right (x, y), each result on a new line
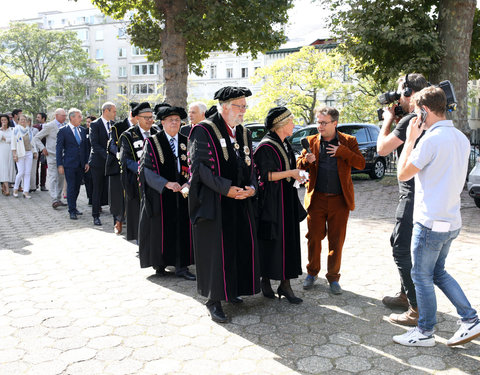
top-left (296, 131), bottom-right (366, 211)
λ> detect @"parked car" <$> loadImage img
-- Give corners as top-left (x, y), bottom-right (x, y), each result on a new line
top-left (467, 149), bottom-right (480, 208)
top-left (245, 123), bottom-right (302, 150)
top-left (287, 123), bottom-right (388, 179)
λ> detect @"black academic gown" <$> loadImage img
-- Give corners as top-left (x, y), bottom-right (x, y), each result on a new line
top-left (108, 119), bottom-right (130, 220)
top-left (138, 131), bottom-right (193, 270)
top-left (188, 113), bottom-right (260, 302)
top-left (119, 125), bottom-right (158, 241)
top-left (253, 131), bottom-right (305, 280)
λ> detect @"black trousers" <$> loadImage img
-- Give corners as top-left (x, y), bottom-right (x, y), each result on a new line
top-left (90, 166), bottom-right (108, 218)
top-left (390, 194), bottom-right (417, 308)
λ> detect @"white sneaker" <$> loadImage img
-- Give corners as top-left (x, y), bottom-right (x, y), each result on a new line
top-left (447, 318), bottom-right (480, 346)
top-left (393, 327), bottom-right (435, 347)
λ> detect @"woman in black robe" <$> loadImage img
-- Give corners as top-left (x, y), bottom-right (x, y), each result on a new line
top-left (254, 106), bottom-right (307, 304)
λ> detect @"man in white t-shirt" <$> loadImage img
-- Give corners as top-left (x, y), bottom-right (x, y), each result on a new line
top-left (394, 86), bottom-right (479, 347)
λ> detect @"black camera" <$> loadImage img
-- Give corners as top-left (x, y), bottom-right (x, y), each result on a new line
top-left (438, 80), bottom-right (457, 112)
top-left (377, 105), bottom-right (404, 121)
top-left (378, 91), bottom-right (401, 105)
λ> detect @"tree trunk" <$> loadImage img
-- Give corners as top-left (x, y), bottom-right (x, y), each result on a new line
top-left (432, 0), bottom-right (476, 134)
top-left (158, 0), bottom-right (188, 108)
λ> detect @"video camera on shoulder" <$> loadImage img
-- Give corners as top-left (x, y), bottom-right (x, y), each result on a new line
top-left (376, 75), bottom-right (457, 121)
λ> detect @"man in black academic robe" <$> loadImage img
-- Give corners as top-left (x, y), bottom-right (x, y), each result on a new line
top-left (107, 102), bottom-right (138, 235)
top-left (188, 86), bottom-right (260, 323)
top-left (118, 102), bottom-right (158, 241)
top-left (138, 106), bottom-right (195, 280)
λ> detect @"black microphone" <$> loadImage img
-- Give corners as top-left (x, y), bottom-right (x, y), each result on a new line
top-left (301, 137), bottom-right (311, 153)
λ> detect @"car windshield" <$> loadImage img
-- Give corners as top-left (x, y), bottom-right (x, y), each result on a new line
top-left (247, 126), bottom-right (267, 141)
top-left (338, 126), bottom-right (370, 143)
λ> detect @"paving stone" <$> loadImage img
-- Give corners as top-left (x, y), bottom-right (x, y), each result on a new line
top-left (407, 354), bottom-right (446, 370)
top-left (296, 355), bottom-right (333, 373)
top-left (65, 359), bottom-right (105, 375)
top-left (335, 355), bottom-right (372, 372)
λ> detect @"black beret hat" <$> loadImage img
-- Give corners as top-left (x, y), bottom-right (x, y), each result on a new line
top-left (129, 102), bottom-right (139, 111)
top-left (154, 102), bottom-right (171, 115)
top-left (205, 105), bottom-right (218, 118)
top-left (157, 106), bottom-right (187, 121)
top-left (214, 86), bottom-right (252, 102)
top-left (132, 102), bottom-right (153, 117)
top-left (265, 106), bottom-right (292, 130)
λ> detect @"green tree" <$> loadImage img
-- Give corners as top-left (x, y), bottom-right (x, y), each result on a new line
top-left (0, 23), bottom-right (107, 115)
top-left (319, 0), bottom-right (478, 133)
top-left (88, 0), bottom-right (293, 108)
top-left (250, 46), bottom-right (380, 125)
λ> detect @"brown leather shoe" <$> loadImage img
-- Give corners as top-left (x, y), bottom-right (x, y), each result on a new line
top-left (114, 221), bottom-right (122, 235)
top-left (382, 292), bottom-right (409, 311)
top-left (389, 306), bottom-right (418, 326)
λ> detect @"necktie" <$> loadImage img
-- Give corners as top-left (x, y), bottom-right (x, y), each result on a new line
top-left (74, 127), bottom-right (81, 145)
top-left (169, 137), bottom-right (176, 155)
top-left (107, 121), bottom-right (111, 132)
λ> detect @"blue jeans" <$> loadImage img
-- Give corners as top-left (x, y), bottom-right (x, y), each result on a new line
top-left (411, 223), bottom-right (477, 331)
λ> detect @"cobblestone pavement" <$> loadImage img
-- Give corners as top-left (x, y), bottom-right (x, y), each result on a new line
top-left (1, 175), bottom-right (479, 375)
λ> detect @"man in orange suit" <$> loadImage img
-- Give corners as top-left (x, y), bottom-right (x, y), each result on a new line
top-left (297, 106), bottom-right (365, 294)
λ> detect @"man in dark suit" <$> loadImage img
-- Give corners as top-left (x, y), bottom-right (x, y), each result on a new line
top-left (88, 102), bottom-right (117, 226)
top-left (297, 106), bottom-right (365, 295)
top-left (56, 108), bottom-right (90, 220)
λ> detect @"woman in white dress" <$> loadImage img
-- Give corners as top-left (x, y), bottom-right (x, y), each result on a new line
top-left (11, 114), bottom-right (37, 199)
top-left (0, 114), bottom-right (15, 196)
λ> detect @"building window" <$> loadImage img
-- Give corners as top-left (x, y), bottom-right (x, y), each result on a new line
top-left (118, 67), bottom-right (127, 78)
top-left (118, 27), bottom-right (126, 38)
top-left (95, 30), bottom-right (104, 41)
top-left (132, 46), bottom-right (146, 56)
top-left (118, 85), bottom-right (127, 95)
top-left (82, 47), bottom-right (89, 55)
top-left (226, 68), bottom-right (233, 78)
top-left (131, 64), bottom-right (156, 76)
top-left (210, 65), bottom-right (217, 79)
top-left (131, 83), bottom-right (155, 94)
top-left (118, 47), bottom-right (126, 58)
top-left (55, 88), bottom-right (63, 97)
top-left (95, 49), bottom-right (104, 60)
top-left (76, 29), bottom-right (89, 41)
top-left (241, 67), bottom-right (248, 78)
top-left (343, 65), bottom-right (351, 82)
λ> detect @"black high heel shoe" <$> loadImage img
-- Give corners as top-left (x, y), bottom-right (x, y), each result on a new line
top-left (277, 286), bottom-right (303, 304)
top-left (261, 278), bottom-right (275, 299)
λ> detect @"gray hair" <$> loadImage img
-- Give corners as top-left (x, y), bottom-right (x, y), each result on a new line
top-left (271, 114), bottom-right (294, 132)
top-left (101, 102), bottom-right (116, 113)
top-left (68, 108), bottom-right (82, 120)
top-left (216, 101), bottom-right (231, 114)
top-left (189, 101), bottom-right (207, 114)
top-left (54, 108), bottom-right (66, 115)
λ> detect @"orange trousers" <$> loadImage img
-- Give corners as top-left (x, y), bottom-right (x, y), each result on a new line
top-left (306, 192), bottom-right (350, 283)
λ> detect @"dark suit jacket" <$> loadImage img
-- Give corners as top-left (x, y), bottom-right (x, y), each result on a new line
top-left (56, 124), bottom-right (89, 169)
top-left (297, 131), bottom-right (365, 211)
top-left (88, 118), bottom-right (111, 168)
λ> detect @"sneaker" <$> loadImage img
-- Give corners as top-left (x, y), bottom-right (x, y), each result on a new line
top-left (303, 275), bottom-right (317, 290)
top-left (393, 327), bottom-right (435, 347)
top-left (382, 292), bottom-right (409, 311)
top-left (447, 318), bottom-right (480, 346)
top-left (389, 306), bottom-right (418, 326)
top-left (329, 281), bottom-right (343, 295)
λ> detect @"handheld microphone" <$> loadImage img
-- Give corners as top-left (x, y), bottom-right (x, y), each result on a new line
top-left (301, 137), bottom-right (311, 153)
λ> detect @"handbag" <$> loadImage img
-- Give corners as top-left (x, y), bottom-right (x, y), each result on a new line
top-left (105, 139), bottom-right (121, 176)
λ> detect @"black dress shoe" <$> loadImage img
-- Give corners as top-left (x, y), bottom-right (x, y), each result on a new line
top-left (229, 296), bottom-right (243, 304)
top-left (69, 212), bottom-right (78, 220)
top-left (155, 268), bottom-right (167, 276)
top-left (261, 278), bottom-right (275, 299)
top-left (206, 301), bottom-right (228, 323)
top-left (74, 209), bottom-right (83, 215)
top-left (93, 217), bottom-right (102, 226)
top-left (176, 270), bottom-right (196, 281)
top-left (277, 286), bottom-right (303, 304)
top-left (40, 186), bottom-right (48, 191)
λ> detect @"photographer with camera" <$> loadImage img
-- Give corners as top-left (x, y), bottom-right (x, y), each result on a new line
top-left (377, 73), bottom-right (429, 326)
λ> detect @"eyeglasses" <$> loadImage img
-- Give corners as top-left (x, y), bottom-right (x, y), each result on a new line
top-left (317, 120), bottom-right (335, 126)
top-left (138, 115), bottom-right (154, 121)
top-left (231, 104), bottom-right (248, 110)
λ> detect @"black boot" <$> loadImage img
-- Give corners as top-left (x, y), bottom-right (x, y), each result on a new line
top-left (206, 300), bottom-right (228, 323)
top-left (277, 279), bottom-right (302, 304)
top-left (261, 277), bottom-right (275, 299)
